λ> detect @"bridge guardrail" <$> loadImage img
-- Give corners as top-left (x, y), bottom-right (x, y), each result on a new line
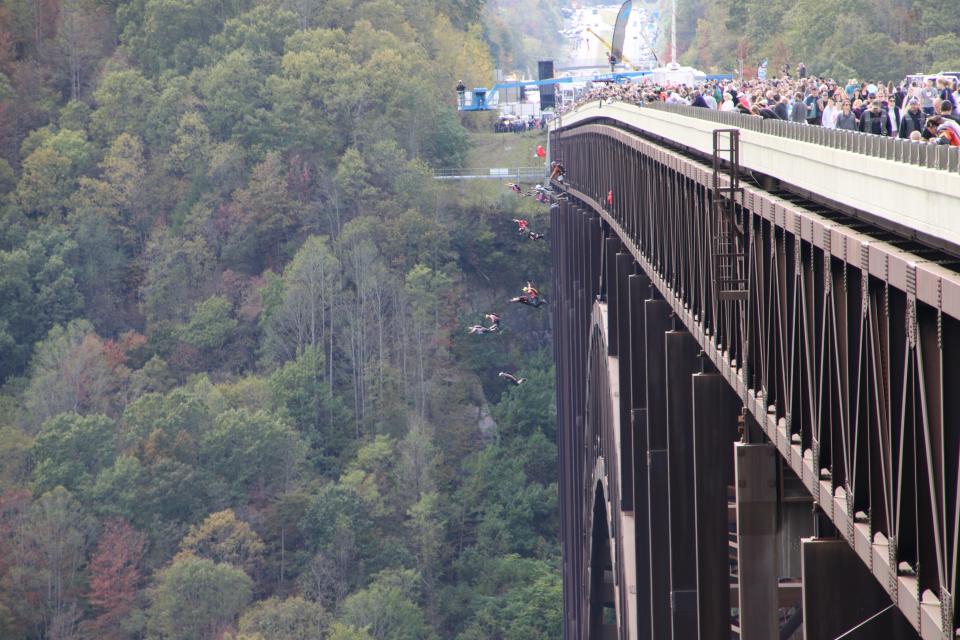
top-left (433, 166), bottom-right (547, 181)
top-left (644, 102), bottom-right (960, 173)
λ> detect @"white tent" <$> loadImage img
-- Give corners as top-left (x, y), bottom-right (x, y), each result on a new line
top-left (651, 62), bottom-right (706, 86)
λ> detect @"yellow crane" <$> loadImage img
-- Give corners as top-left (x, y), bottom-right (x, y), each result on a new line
top-left (584, 27), bottom-right (635, 69)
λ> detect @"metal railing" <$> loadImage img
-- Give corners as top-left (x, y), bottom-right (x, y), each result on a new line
top-left (646, 102), bottom-right (960, 172)
top-left (433, 166), bottom-right (547, 181)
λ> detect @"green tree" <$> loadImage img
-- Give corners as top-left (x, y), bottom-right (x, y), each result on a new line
top-left (340, 434), bottom-right (397, 518)
top-left (130, 0), bottom-right (246, 74)
top-left (196, 48), bottom-right (271, 145)
top-left (490, 357), bottom-right (556, 441)
top-left (179, 295), bottom-right (238, 350)
top-left (32, 413), bottom-right (118, 495)
top-left (262, 235), bottom-right (341, 365)
top-left (90, 66), bottom-right (157, 143)
top-left (927, 33), bottom-right (960, 70)
top-left (337, 569), bottom-right (433, 640)
top-left (165, 111), bottom-right (213, 178)
top-left (0, 158), bottom-right (15, 195)
top-left (406, 492), bottom-right (443, 615)
top-left (327, 622), bottom-right (376, 640)
top-left (206, 4), bottom-right (299, 62)
top-left (16, 128), bottom-right (94, 217)
top-left (180, 509), bottom-right (266, 572)
top-left (91, 454), bottom-right (213, 533)
top-left (0, 426), bottom-right (32, 492)
top-left (0, 70), bottom-right (13, 103)
top-left (121, 387), bottom-right (212, 448)
top-left (837, 32), bottom-right (913, 80)
top-left (128, 355), bottom-right (176, 397)
top-left (396, 420), bottom-right (438, 508)
top-left (58, 99), bottom-right (92, 131)
top-left (145, 75), bottom-right (196, 150)
top-left (200, 408), bottom-right (305, 499)
top-left (140, 227), bottom-right (215, 324)
top-left (101, 133), bottom-right (148, 227)
top-left (917, 0), bottom-right (960, 40)
top-left (269, 346), bottom-right (350, 474)
top-left (300, 483), bottom-right (372, 554)
top-left (403, 264), bottom-right (454, 416)
top-left (67, 201), bottom-right (134, 333)
top-left (221, 151), bottom-right (296, 272)
top-left (455, 442), bottom-right (558, 558)
top-left (0, 229), bottom-right (83, 382)
top-left (454, 556), bottom-right (561, 640)
top-left (147, 555), bottom-right (253, 640)
top-left (237, 596), bottom-right (327, 640)
top-left (89, 455), bottom-right (148, 521)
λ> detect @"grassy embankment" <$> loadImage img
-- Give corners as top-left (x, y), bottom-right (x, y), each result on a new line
top-left (448, 128), bottom-right (550, 214)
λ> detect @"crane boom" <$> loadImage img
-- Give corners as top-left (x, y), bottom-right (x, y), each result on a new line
top-left (584, 27), bottom-right (634, 67)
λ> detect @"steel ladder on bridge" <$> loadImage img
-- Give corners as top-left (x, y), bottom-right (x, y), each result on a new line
top-left (712, 129), bottom-right (749, 302)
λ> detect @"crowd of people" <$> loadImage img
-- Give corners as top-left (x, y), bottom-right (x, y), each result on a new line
top-left (557, 72), bottom-right (960, 146)
top-left (494, 115), bottom-right (549, 133)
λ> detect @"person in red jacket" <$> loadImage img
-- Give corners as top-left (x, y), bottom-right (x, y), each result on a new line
top-left (607, 190), bottom-right (613, 207)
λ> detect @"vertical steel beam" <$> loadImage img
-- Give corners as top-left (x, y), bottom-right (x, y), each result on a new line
top-left (665, 330), bottom-right (700, 639)
top-left (606, 236), bottom-right (622, 355)
top-left (801, 538), bottom-right (908, 640)
top-left (629, 273), bottom-right (652, 636)
top-left (616, 251), bottom-right (635, 511)
top-left (692, 372), bottom-right (740, 639)
top-left (644, 298), bottom-right (672, 640)
top-left (735, 443), bottom-right (779, 640)
top-left (632, 407), bottom-right (651, 637)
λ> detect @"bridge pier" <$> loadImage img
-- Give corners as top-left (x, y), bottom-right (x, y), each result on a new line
top-left (628, 273), bottom-right (651, 636)
top-left (615, 251), bottom-right (635, 511)
top-left (735, 443), bottom-right (779, 639)
top-left (692, 372), bottom-right (740, 640)
top-left (665, 330), bottom-right (701, 639)
top-left (643, 298), bottom-right (672, 640)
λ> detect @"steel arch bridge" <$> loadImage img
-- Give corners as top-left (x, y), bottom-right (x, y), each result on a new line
top-left (550, 112), bottom-right (960, 640)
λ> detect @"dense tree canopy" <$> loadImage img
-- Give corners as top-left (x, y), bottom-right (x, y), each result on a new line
top-left (0, 0), bottom-right (560, 637)
top-left (680, 0), bottom-right (960, 79)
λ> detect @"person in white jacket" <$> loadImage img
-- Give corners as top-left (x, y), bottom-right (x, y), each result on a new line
top-left (821, 98), bottom-right (839, 128)
top-left (720, 93), bottom-right (736, 112)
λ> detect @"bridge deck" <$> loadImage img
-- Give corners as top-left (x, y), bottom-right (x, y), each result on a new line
top-left (554, 102), bottom-right (960, 255)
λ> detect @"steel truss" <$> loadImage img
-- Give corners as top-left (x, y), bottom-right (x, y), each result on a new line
top-left (551, 121), bottom-right (960, 640)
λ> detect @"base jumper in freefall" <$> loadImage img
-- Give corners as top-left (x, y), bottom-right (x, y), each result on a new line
top-left (467, 312), bottom-right (502, 334)
top-left (509, 281), bottom-right (546, 308)
top-left (498, 371), bottom-right (526, 385)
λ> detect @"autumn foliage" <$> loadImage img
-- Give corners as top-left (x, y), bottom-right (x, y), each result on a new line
top-left (83, 519), bottom-right (145, 640)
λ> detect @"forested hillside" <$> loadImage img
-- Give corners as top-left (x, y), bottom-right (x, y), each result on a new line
top-left (0, 1), bottom-right (560, 638)
top-left (483, 0), bottom-right (565, 73)
top-left (678, 0), bottom-right (960, 79)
